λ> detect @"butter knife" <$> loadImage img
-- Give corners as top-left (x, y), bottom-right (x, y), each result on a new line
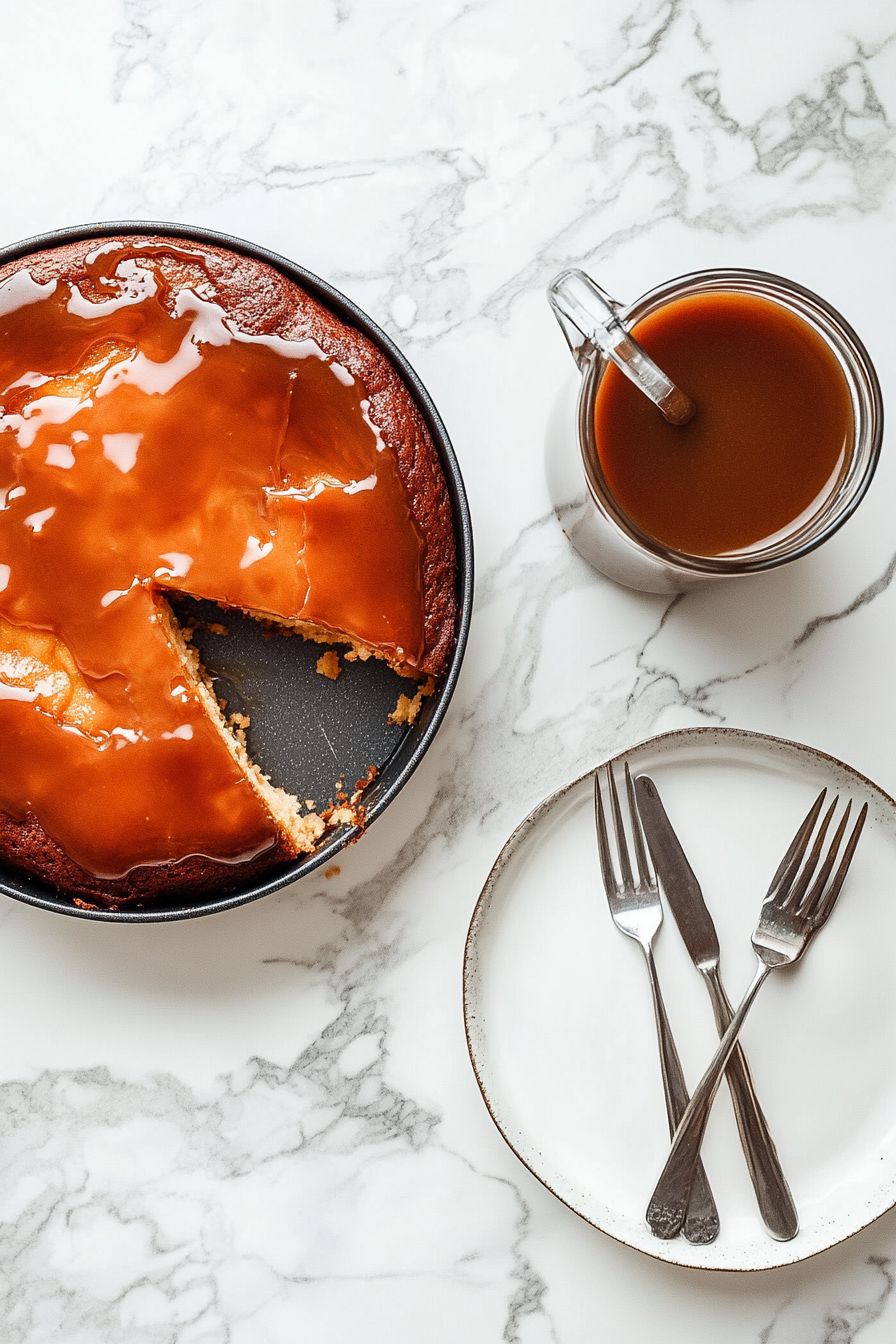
top-left (635, 774), bottom-right (799, 1241)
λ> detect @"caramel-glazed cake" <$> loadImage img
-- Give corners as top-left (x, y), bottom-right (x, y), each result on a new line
top-left (0, 235), bottom-right (456, 906)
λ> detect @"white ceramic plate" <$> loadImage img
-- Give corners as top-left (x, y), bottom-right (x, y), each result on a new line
top-left (464, 727), bottom-right (896, 1271)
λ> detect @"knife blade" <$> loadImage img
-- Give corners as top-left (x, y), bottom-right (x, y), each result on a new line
top-left (634, 772), bottom-right (799, 1242)
top-left (634, 775), bottom-right (720, 971)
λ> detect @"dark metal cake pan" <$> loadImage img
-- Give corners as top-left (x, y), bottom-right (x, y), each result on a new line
top-left (0, 221), bottom-right (473, 922)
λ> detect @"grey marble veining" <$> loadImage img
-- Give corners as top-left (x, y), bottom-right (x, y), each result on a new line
top-left (0, 903), bottom-right (548, 1341)
top-left (3, 0), bottom-right (896, 1338)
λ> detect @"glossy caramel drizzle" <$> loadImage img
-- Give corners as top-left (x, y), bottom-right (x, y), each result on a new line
top-left (0, 244), bottom-right (424, 878)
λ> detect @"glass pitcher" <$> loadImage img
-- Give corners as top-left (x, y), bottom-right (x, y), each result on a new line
top-left (546, 267), bottom-right (883, 594)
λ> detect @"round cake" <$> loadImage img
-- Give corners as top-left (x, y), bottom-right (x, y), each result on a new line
top-left (0, 234), bottom-right (457, 906)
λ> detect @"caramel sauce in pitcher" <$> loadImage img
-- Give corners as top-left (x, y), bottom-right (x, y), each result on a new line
top-left (0, 244), bottom-right (425, 878)
top-left (594, 292), bottom-right (853, 556)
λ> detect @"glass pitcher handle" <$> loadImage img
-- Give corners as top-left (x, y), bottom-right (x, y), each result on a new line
top-left (548, 269), bottom-right (695, 426)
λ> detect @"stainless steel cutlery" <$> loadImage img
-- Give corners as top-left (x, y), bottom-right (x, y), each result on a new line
top-left (594, 764), bottom-right (867, 1243)
top-left (635, 774), bottom-right (799, 1241)
top-left (594, 763), bottom-right (719, 1244)
top-left (645, 786), bottom-right (866, 1240)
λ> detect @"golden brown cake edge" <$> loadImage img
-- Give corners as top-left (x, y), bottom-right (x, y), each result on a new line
top-left (0, 233), bottom-right (458, 905)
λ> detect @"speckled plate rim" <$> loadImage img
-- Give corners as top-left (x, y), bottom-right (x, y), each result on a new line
top-left (463, 726), bottom-right (896, 1272)
top-left (0, 220), bottom-right (473, 922)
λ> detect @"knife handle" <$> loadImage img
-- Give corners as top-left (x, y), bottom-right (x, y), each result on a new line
top-left (643, 945), bottom-right (719, 1244)
top-left (704, 967), bottom-right (799, 1241)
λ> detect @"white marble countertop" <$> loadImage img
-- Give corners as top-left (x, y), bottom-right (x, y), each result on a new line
top-left (3, 1), bottom-right (896, 1338)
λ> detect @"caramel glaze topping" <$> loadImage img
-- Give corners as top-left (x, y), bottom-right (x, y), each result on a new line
top-left (0, 243), bottom-right (425, 878)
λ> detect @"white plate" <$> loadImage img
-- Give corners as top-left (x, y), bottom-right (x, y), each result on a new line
top-left (464, 727), bottom-right (896, 1271)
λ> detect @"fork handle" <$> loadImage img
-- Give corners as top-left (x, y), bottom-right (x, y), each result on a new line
top-left (647, 959), bottom-right (771, 1239)
top-left (643, 945), bottom-right (720, 1244)
top-left (704, 967), bottom-right (798, 1240)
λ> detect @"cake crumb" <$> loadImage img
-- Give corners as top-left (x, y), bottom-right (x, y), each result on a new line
top-left (316, 765), bottom-right (376, 837)
top-left (354, 764), bottom-right (377, 795)
top-left (185, 617), bottom-right (229, 637)
top-left (228, 711), bottom-right (250, 749)
top-left (304, 799), bottom-right (315, 810)
top-left (316, 649), bottom-right (342, 680)
top-left (73, 897), bottom-right (99, 911)
top-left (388, 676), bottom-right (436, 726)
top-left (325, 865), bottom-right (341, 879)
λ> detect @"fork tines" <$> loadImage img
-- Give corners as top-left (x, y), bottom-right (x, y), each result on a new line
top-left (765, 787), bottom-right (868, 932)
top-left (595, 762), bottom-right (654, 893)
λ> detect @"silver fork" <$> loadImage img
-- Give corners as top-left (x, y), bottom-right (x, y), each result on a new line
top-left (595, 762), bottom-right (720, 1245)
top-left (647, 787), bottom-right (868, 1240)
